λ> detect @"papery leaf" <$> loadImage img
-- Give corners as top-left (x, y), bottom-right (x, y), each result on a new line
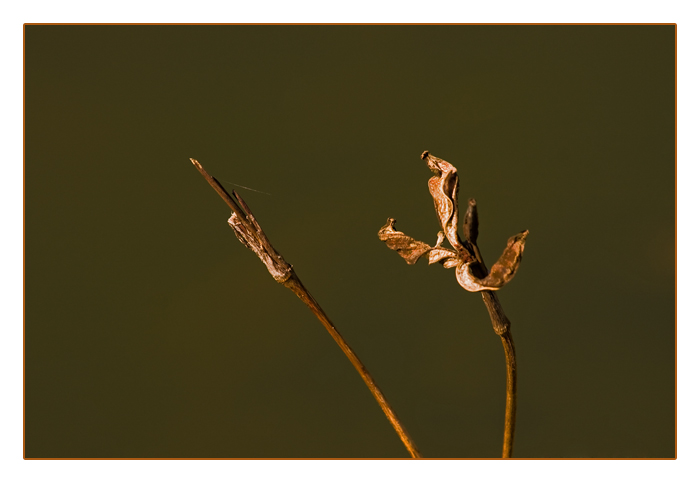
top-left (487, 230), bottom-right (529, 285)
top-left (427, 247), bottom-right (460, 268)
top-left (378, 218), bottom-right (433, 265)
top-left (422, 151), bottom-right (462, 251)
top-left (378, 219), bottom-right (461, 268)
top-left (455, 230), bottom-right (529, 292)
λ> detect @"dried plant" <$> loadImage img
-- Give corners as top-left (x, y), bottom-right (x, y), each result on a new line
top-left (191, 158), bottom-right (421, 458)
top-left (191, 151), bottom-right (527, 458)
top-left (378, 151), bottom-right (528, 458)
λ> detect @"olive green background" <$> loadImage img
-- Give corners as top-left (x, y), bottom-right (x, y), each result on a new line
top-left (25, 25), bottom-right (675, 458)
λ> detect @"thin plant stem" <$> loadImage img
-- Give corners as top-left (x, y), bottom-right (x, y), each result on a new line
top-left (282, 273), bottom-right (422, 458)
top-left (466, 195), bottom-right (518, 458)
top-left (477, 264), bottom-right (518, 458)
top-left (499, 328), bottom-right (517, 458)
top-left (191, 158), bottom-right (422, 458)
top-left (378, 152), bottom-right (525, 459)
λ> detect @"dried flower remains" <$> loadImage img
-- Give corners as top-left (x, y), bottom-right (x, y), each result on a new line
top-left (378, 151), bottom-right (528, 292)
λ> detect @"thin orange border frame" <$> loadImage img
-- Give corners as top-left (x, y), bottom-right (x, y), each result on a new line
top-left (22, 22), bottom-right (678, 461)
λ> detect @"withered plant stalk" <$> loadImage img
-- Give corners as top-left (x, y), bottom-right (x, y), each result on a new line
top-left (191, 158), bottom-right (421, 458)
top-left (378, 151), bottom-right (527, 458)
top-left (471, 250), bottom-right (518, 458)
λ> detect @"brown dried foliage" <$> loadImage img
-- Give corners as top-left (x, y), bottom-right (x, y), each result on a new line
top-left (378, 151), bottom-right (528, 292)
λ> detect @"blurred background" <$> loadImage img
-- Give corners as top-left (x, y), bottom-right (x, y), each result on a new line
top-left (25, 25), bottom-right (675, 458)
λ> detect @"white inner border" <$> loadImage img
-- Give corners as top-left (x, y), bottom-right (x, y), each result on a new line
top-left (2, 1), bottom-right (696, 482)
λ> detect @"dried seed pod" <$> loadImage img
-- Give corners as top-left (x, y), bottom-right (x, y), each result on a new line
top-left (463, 198), bottom-right (479, 244)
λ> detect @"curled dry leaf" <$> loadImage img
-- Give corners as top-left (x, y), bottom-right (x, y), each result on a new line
top-left (377, 218), bottom-right (431, 265)
top-left (378, 151), bottom-right (528, 292)
top-left (378, 218), bottom-right (460, 268)
top-left (455, 230), bottom-right (529, 292)
top-left (422, 151), bottom-right (463, 254)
